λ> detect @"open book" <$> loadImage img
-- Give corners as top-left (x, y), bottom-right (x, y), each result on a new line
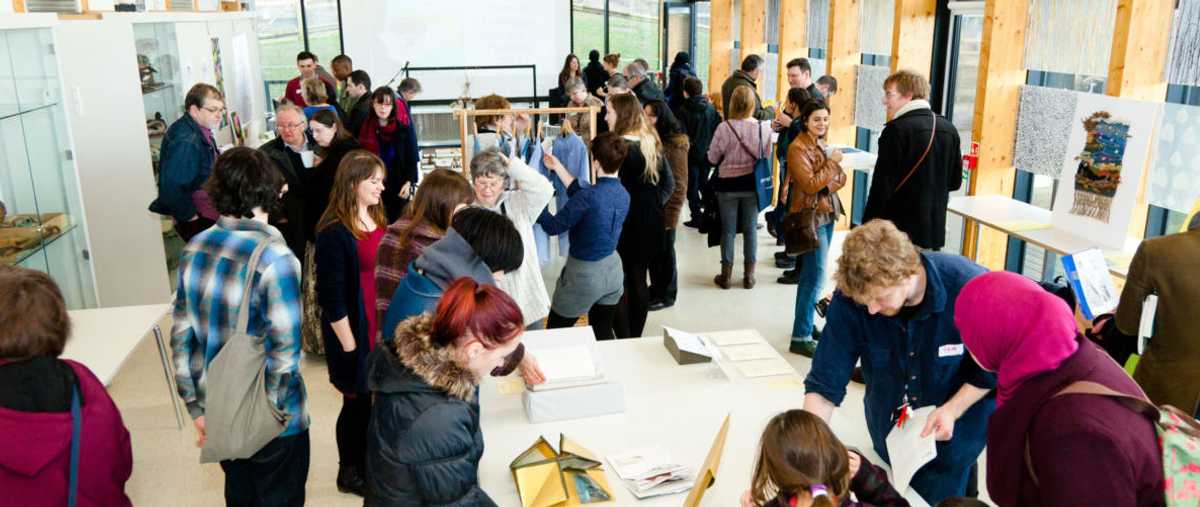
top-left (529, 345), bottom-right (606, 392)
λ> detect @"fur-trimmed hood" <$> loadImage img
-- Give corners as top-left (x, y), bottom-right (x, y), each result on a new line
top-left (366, 314), bottom-right (478, 402)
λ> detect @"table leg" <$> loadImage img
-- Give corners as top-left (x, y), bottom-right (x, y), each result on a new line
top-left (153, 324), bottom-right (185, 430)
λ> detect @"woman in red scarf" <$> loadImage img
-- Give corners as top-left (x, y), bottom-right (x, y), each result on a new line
top-left (358, 86), bottom-right (419, 222)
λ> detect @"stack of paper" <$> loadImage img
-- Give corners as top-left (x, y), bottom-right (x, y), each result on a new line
top-left (607, 446), bottom-right (695, 499)
top-left (531, 345), bottom-right (606, 391)
top-left (704, 330), bottom-right (796, 378)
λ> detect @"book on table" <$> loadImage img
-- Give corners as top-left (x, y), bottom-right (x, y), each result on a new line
top-left (528, 345), bottom-right (606, 392)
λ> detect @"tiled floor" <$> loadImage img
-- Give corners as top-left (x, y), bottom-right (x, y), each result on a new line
top-left (108, 222), bottom-right (989, 506)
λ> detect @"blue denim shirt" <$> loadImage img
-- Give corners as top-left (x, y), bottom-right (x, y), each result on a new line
top-left (804, 253), bottom-right (996, 501)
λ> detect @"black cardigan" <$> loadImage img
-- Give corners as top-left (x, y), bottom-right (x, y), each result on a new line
top-left (617, 139), bottom-right (674, 264)
top-left (315, 222), bottom-right (371, 394)
top-left (304, 137), bottom-right (362, 241)
top-left (260, 137), bottom-right (307, 257)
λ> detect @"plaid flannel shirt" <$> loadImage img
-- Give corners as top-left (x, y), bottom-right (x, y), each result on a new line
top-left (170, 217), bottom-right (309, 436)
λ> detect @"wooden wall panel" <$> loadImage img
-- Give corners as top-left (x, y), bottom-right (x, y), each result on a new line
top-left (777, 0), bottom-right (808, 102)
top-left (890, 0), bottom-right (938, 76)
top-left (710, 0), bottom-right (735, 95)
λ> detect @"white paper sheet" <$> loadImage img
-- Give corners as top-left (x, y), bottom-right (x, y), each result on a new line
top-left (885, 406), bottom-right (938, 496)
top-left (733, 358), bottom-right (796, 378)
top-left (706, 330), bottom-right (764, 347)
top-left (535, 346), bottom-right (597, 382)
top-left (719, 343), bottom-right (777, 362)
top-left (664, 326), bottom-right (711, 357)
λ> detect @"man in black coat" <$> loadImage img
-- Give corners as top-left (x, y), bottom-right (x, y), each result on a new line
top-left (674, 77), bottom-right (721, 228)
top-left (863, 70), bottom-right (963, 251)
top-left (343, 70), bottom-right (373, 137)
top-left (259, 103), bottom-right (311, 257)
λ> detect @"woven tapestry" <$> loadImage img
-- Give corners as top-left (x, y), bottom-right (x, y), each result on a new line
top-left (1166, 0), bottom-right (1200, 87)
top-left (1014, 85), bottom-right (1079, 178)
top-left (855, 64), bottom-right (889, 131)
top-left (1023, 0), bottom-right (1116, 77)
top-left (1051, 94), bottom-right (1159, 250)
top-left (859, 0), bottom-right (894, 56)
top-left (1148, 103), bottom-right (1200, 214)
top-left (807, 0), bottom-right (829, 51)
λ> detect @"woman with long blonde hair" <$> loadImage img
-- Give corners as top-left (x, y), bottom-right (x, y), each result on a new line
top-left (606, 93), bottom-right (674, 338)
top-left (314, 149), bottom-right (387, 496)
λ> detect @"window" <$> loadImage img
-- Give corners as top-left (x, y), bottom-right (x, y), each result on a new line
top-left (694, 2), bottom-right (711, 87)
top-left (254, 0), bottom-right (305, 102)
top-left (572, 0), bottom-right (605, 58)
top-left (609, 0), bottom-right (662, 71)
top-left (252, 0), bottom-right (343, 107)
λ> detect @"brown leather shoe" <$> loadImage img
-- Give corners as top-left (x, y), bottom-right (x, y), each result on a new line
top-left (714, 262), bottom-right (732, 289)
top-left (743, 262), bottom-right (756, 289)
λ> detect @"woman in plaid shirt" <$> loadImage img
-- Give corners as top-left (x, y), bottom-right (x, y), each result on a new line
top-left (170, 147), bottom-right (309, 506)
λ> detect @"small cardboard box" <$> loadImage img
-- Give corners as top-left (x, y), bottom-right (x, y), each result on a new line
top-left (522, 381), bottom-right (625, 424)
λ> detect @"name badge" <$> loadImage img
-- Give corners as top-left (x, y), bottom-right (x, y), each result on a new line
top-left (938, 344), bottom-right (964, 358)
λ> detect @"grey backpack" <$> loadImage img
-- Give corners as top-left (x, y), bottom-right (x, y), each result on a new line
top-left (199, 238), bottom-right (289, 463)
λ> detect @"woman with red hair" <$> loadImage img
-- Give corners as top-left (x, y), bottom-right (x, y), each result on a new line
top-left (364, 277), bottom-right (526, 505)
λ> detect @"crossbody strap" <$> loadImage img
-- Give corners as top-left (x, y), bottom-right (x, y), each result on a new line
top-left (235, 238), bottom-right (276, 335)
top-left (1023, 380), bottom-right (1160, 485)
top-left (728, 121), bottom-right (764, 162)
top-left (67, 385), bottom-right (80, 507)
top-left (893, 111), bottom-right (938, 193)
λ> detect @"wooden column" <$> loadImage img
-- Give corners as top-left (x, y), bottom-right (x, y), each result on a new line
top-left (777, 0), bottom-right (809, 102)
top-left (1106, 0), bottom-right (1174, 241)
top-left (709, 0), bottom-right (735, 96)
top-left (890, 0), bottom-right (938, 76)
top-left (962, 0), bottom-right (1029, 268)
top-left (741, 0), bottom-right (768, 95)
top-left (826, 0), bottom-right (860, 146)
top-left (827, 0), bottom-right (860, 229)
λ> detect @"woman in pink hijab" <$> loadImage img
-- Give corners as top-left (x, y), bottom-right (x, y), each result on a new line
top-left (955, 271), bottom-right (1163, 507)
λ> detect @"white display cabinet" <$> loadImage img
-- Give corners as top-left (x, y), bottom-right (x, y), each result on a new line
top-left (0, 16), bottom-right (98, 310)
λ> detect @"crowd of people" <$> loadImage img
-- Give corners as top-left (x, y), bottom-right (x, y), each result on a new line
top-left (0, 45), bottom-right (1195, 507)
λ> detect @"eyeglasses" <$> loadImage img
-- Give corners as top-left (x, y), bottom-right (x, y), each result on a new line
top-left (202, 105), bottom-right (226, 114)
top-left (474, 178), bottom-right (505, 191)
top-left (279, 122), bottom-right (307, 131)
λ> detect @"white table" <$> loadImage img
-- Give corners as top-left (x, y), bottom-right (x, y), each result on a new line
top-left (948, 195), bottom-right (1135, 279)
top-left (478, 333), bottom-right (929, 507)
top-left (61, 303), bottom-right (181, 429)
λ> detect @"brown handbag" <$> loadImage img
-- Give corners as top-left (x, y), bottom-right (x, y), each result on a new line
top-left (782, 197), bottom-right (821, 255)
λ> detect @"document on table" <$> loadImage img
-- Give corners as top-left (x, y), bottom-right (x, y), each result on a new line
top-left (733, 358), bottom-right (796, 378)
top-left (535, 346), bottom-right (597, 382)
top-left (663, 326), bottom-right (711, 357)
top-left (706, 330), bottom-right (763, 347)
top-left (607, 446), bottom-right (695, 499)
top-left (885, 406), bottom-right (938, 495)
top-left (719, 343), bottom-right (777, 362)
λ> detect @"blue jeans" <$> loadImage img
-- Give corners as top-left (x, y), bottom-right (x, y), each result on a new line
top-left (718, 191), bottom-right (758, 265)
top-left (792, 222), bottom-right (834, 339)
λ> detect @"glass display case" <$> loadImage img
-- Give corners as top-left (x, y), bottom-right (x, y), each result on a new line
top-left (0, 27), bottom-right (97, 309)
top-left (132, 22), bottom-right (186, 278)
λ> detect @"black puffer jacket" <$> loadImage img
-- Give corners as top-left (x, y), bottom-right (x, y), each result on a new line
top-left (365, 314), bottom-right (496, 507)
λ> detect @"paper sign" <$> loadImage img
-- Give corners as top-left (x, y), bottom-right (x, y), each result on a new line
top-left (706, 330), bottom-right (763, 347)
top-left (733, 358), bottom-right (796, 378)
top-left (1062, 248), bottom-right (1120, 319)
top-left (720, 343), bottom-right (777, 362)
top-left (885, 406), bottom-right (938, 495)
top-left (663, 326), bottom-right (711, 357)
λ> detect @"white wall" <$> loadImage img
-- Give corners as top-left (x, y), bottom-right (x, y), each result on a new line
top-left (341, 0), bottom-right (572, 101)
top-left (55, 20), bottom-right (171, 307)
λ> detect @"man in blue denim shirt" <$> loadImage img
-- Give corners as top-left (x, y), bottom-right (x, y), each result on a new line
top-left (803, 220), bottom-right (995, 504)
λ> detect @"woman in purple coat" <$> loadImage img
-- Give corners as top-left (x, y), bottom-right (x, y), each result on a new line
top-left (955, 272), bottom-right (1164, 507)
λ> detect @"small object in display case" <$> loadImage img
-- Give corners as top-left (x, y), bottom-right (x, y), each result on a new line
top-left (147, 112), bottom-right (167, 137)
top-left (137, 54), bottom-right (164, 92)
top-left (0, 213), bottom-right (70, 266)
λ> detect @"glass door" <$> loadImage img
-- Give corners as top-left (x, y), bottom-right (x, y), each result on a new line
top-left (940, 7), bottom-right (984, 255)
top-left (662, 2), bottom-right (694, 85)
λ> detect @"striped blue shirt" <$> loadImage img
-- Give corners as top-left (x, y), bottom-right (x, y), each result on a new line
top-left (170, 217), bottom-right (309, 436)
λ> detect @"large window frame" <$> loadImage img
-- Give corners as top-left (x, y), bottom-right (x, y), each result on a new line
top-left (253, 0), bottom-right (344, 109)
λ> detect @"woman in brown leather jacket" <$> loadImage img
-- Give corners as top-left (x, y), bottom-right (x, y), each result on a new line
top-left (785, 100), bottom-right (846, 357)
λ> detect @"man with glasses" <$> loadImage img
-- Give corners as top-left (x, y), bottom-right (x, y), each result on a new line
top-left (259, 104), bottom-right (312, 257)
top-left (150, 83), bottom-right (225, 242)
top-left (863, 70), bottom-right (963, 251)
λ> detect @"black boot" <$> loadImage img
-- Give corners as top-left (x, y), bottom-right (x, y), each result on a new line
top-left (337, 465), bottom-right (367, 497)
top-left (777, 268), bottom-right (800, 284)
